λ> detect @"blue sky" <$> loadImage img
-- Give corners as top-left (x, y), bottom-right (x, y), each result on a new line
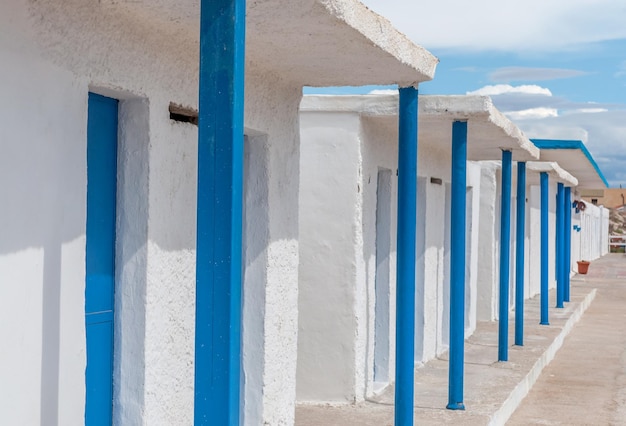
top-left (305, 1), bottom-right (626, 188)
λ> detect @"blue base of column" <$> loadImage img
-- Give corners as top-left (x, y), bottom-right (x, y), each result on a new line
top-left (446, 402), bottom-right (466, 411)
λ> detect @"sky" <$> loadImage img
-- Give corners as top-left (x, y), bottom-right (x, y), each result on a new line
top-left (305, 0), bottom-right (626, 188)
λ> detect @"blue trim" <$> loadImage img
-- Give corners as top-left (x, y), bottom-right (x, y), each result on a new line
top-left (556, 183), bottom-right (564, 308)
top-left (515, 162), bottom-right (526, 346)
top-left (85, 92), bottom-right (118, 426)
top-left (194, 0), bottom-right (246, 424)
top-left (447, 120), bottom-right (467, 411)
top-left (540, 172), bottom-right (550, 325)
top-left (395, 87), bottom-right (418, 426)
top-left (498, 151), bottom-right (512, 361)
top-left (531, 139), bottom-right (609, 188)
top-left (564, 187), bottom-right (572, 302)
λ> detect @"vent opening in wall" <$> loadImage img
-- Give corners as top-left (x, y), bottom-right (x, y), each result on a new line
top-left (430, 177), bottom-right (443, 185)
top-left (169, 102), bottom-right (198, 125)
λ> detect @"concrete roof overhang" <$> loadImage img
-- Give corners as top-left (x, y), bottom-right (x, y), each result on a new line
top-left (477, 160), bottom-right (578, 186)
top-left (526, 161), bottom-right (578, 187)
top-left (105, 0), bottom-right (438, 87)
top-left (301, 94), bottom-right (540, 161)
top-left (530, 139), bottom-right (609, 189)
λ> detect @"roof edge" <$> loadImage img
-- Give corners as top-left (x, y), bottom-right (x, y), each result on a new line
top-left (531, 139), bottom-right (609, 188)
top-left (319, 0), bottom-right (439, 85)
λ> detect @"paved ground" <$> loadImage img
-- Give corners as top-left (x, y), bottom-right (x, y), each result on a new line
top-left (296, 254), bottom-right (626, 425)
top-left (509, 253), bottom-right (626, 425)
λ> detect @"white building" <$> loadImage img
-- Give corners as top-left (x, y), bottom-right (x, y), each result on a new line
top-left (297, 94), bottom-right (540, 404)
top-left (0, 0), bottom-right (437, 424)
top-left (297, 94), bottom-right (610, 410)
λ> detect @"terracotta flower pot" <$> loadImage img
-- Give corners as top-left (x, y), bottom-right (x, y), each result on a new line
top-left (577, 260), bottom-right (590, 274)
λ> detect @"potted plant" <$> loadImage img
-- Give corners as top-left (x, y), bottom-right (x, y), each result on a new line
top-left (577, 260), bottom-right (590, 274)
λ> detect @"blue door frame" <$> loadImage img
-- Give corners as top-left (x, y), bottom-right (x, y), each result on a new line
top-left (85, 92), bottom-right (118, 425)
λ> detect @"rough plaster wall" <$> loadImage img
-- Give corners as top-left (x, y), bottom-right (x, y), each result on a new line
top-left (477, 165), bottom-right (498, 321)
top-left (0, 1), bottom-right (202, 423)
top-left (242, 132), bottom-right (270, 425)
top-left (360, 119), bottom-right (398, 397)
top-left (528, 185), bottom-right (542, 298)
top-left (465, 162), bottom-right (482, 337)
top-left (548, 183), bottom-right (557, 290)
top-left (418, 146), bottom-right (450, 361)
top-left (297, 112), bottom-right (361, 402)
top-left (114, 99), bottom-right (150, 425)
top-left (143, 94), bottom-right (198, 425)
top-left (528, 183), bottom-right (559, 299)
top-left (524, 185), bottom-right (532, 300)
top-left (493, 170), bottom-right (502, 320)
top-left (440, 183), bottom-right (451, 354)
top-left (0, 2), bottom-right (88, 421)
top-left (508, 188), bottom-right (518, 312)
top-left (2, 1), bottom-right (304, 424)
top-left (245, 74), bottom-right (302, 425)
top-left (494, 170), bottom-right (540, 320)
top-left (415, 177), bottom-right (428, 363)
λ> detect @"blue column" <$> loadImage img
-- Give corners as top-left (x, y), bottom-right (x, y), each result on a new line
top-left (564, 187), bottom-right (572, 302)
top-left (540, 172), bottom-right (550, 325)
top-left (447, 120), bottom-right (467, 411)
top-left (515, 162), bottom-right (526, 346)
top-left (498, 150), bottom-right (512, 361)
top-left (556, 183), bottom-right (564, 309)
top-left (194, 0), bottom-right (245, 424)
top-left (395, 86), bottom-right (418, 426)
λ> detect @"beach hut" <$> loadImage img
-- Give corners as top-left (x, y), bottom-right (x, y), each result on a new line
top-left (0, 0), bottom-right (437, 424)
top-left (297, 94), bottom-right (539, 407)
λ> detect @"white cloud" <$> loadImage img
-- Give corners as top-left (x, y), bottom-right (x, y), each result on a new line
top-left (505, 107), bottom-right (558, 120)
top-left (467, 84), bottom-right (552, 96)
top-left (368, 89), bottom-right (398, 95)
top-left (361, 0), bottom-right (626, 52)
top-left (514, 111), bottom-right (626, 186)
top-left (566, 108), bottom-right (609, 114)
top-left (467, 84), bottom-right (615, 120)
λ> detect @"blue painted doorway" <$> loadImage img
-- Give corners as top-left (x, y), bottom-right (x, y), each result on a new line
top-left (85, 93), bottom-right (118, 425)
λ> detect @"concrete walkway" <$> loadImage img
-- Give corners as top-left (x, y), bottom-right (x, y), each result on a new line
top-left (296, 254), bottom-right (625, 425)
top-left (509, 253), bottom-right (626, 425)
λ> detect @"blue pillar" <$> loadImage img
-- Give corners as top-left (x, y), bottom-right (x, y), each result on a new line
top-left (556, 183), bottom-right (564, 308)
top-left (395, 86), bottom-right (418, 426)
top-left (540, 172), bottom-right (550, 325)
top-left (194, 0), bottom-right (245, 424)
top-left (447, 120), bottom-right (467, 411)
top-left (498, 150), bottom-right (512, 361)
top-left (515, 162), bottom-right (526, 346)
top-left (564, 187), bottom-right (572, 302)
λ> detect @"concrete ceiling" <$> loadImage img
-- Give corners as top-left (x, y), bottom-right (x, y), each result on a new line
top-left (531, 140), bottom-right (608, 190)
top-left (301, 94), bottom-right (540, 161)
top-left (102, 0), bottom-right (438, 87)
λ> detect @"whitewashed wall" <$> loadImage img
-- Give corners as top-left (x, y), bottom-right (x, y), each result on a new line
top-left (523, 180), bottom-right (559, 301)
top-left (570, 200), bottom-right (609, 271)
top-left (0, 1), bottom-right (302, 424)
top-left (297, 106), bottom-right (483, 403)
top-left (477, 164), bottom-right (561, 321)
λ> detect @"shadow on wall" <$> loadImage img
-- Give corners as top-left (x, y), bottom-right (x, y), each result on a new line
top-left (41, 240), bottom-right (61, 426)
